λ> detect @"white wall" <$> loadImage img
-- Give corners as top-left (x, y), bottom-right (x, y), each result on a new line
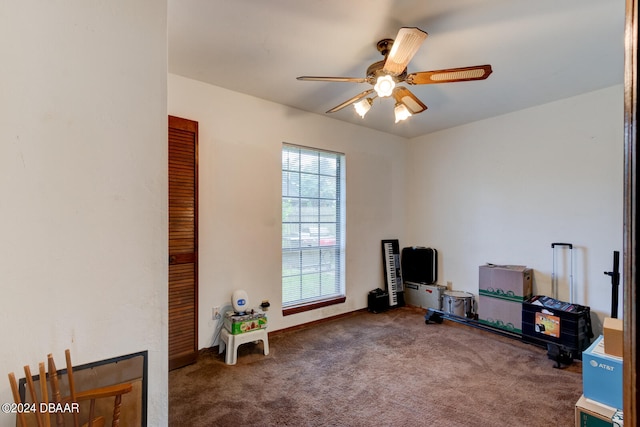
top-left (0, 1), bottom-right (168, 426)
top-left (168, 74), bottom-right (408, 347)
top-left (406, 85), bottom-right (624, 335)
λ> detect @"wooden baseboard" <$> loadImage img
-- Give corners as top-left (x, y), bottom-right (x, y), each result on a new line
top-left (269, 308), bottom-right (368, 337)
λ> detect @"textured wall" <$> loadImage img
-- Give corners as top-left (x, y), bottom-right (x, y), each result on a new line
top-left (0, 1), bottom-right (168, 425)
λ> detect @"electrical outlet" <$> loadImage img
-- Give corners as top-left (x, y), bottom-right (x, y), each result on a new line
top-left (213, 306), bottom-right (221, 320)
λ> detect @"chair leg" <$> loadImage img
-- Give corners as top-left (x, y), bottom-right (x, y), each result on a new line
top-left (262, 333), bottom-right (269, 356)
top-left (111, 394), bottom-right (123, 427)
top-left (39, 363), bottom-right (51, 427)
top-left (65, 350), bottom-right (80, 427)
top-left (47, 354), bottom-right (65, 427)
top-left (24, 365), bottom-right (44, 427)
top-left (226, 334), bottom-right (236, 365)
top-left (8, 372), bottom-right (28, 427)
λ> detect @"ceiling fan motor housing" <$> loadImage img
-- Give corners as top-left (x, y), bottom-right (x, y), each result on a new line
top-left (376, 38), bottom-right (394, 56)
top-left (366, 59), bottom-right (406, 84)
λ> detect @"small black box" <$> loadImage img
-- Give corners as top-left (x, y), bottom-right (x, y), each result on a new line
top-left (368, 289), bottom-right (390, 313)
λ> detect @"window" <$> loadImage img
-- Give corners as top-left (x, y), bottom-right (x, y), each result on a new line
top-left (282, 144), bottom-right (345, 314)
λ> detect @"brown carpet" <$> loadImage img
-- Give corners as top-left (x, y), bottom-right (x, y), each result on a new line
top-left (169, 306), bottom-right (582, 426)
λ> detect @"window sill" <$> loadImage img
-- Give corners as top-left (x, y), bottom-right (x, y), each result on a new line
top-left (282, 296), bottom-right (346, 316)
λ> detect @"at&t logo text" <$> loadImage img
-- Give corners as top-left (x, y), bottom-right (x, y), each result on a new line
top-left (590, 360), bottom-right (615, 371)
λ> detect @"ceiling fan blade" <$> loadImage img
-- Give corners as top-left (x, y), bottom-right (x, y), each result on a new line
top-left (297, 76), bottom-right (367, 83)
top-left (407, 65), bottom-right (493, 85)
top-left (382, 27), bottom-right (428, 76)
top-left (393, 86), bottom-right (427, 114)
top-left (326, 89), bottom-right (376, 113)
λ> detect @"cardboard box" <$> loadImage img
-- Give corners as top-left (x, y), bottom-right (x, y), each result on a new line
top-left (404, 282), bottom-right (446, 310)
top-left (224, 311), bottom-right (267, 335)
top-left (575, 395), bottom-right (623, 426)
top-left (478, 264), bottom-right (532, 302)
top-left (603, 317), bottom-right (623, 357)
top-left (478, 295), bottom-right (522, 334)
top-left (582, 335), bottom-right (623, 409)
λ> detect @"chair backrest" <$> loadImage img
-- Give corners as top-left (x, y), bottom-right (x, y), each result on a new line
top-left (8, 349), bottom-right (132, 427)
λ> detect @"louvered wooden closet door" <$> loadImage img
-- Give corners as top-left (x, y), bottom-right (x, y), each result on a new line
top-left (168, 115), bottom-right (198, 370)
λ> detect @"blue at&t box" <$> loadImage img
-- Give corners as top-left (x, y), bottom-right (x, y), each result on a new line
top-left (582, 335), bottom-right (623, 409)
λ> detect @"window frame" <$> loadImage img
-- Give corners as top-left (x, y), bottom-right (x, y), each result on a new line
top-left (281, 143), bottom-right (346, 315)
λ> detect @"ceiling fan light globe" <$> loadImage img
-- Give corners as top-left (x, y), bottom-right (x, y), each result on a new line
top-left (394, 103), bottom-right (412, 123)
top-left (374, 75), bottom-right (395, 97)
top-left (354, 98), bottom-right (372, 118)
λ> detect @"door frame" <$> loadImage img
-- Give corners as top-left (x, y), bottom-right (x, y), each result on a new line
top-left (623, 0), bottom-right (638, 422)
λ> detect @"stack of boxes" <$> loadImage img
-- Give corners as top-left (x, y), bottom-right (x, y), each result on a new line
top-left (477, 264), bottom-right (532, 334)
top-left (575, 317), bottom-right (623, 426)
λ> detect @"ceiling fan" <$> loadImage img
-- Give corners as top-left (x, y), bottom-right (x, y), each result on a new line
top-left (297, 27), bottom-right (492, 123)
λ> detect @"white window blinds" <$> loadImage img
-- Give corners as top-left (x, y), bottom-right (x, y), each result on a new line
top-left (282, 144), bottom-right (345, 308)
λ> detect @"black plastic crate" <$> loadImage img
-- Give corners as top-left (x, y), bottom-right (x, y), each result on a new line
top-left (522, 295), bottom-right (593, 359)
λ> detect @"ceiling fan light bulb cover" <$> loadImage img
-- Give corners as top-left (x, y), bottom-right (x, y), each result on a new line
top-left (374, 75), bottom-right (395, 97)
top-left (394, 103), bottom-right (411, 123)
top-left (354, 98), bottom-right (372, 118)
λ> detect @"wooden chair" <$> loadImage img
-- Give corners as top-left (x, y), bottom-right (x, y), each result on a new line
top-left (8, 349), bottom-right (132, 427)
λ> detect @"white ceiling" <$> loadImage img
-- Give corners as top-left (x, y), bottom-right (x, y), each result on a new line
top-left (168, 0), bottom-right (625, 139)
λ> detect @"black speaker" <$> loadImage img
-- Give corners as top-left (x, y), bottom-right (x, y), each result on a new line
top-left (368, 288), bottom-right (389, 313)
